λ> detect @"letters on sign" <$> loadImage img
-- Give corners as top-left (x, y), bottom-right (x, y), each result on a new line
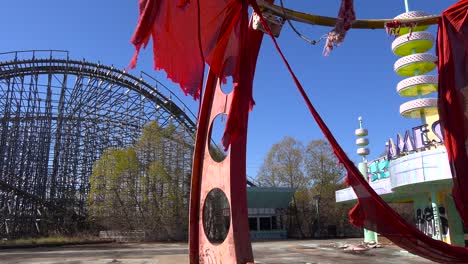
top-left (386, 120), bottom-right (444, 160)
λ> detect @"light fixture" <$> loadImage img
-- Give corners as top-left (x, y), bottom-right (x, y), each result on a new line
top-left (252, 11), bottom-right (284, 38)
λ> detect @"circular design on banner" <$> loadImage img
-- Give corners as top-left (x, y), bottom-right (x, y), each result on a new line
top-left (394, 53), bottom-right (437, 76)
top-left (203, 188), bottom-right (231, 245)
top-left (394, 11), bottom-right (431, 36)
top-left (400, 98), bottom-right (438, 118)
top-left (356, 138), bottom-right (369, 146)
top-left (355, 128), bottom-right (368, 137)
top-left (391, 31), bottom-right (434, 56)
top-left (357, 148), bottom-right (370, 156)
top-left (208, 114), bottom-right (229, 162)
top-left (397, 75), bottom-right (438, 97)
top-left (220, 76), bottom-right (234, 94)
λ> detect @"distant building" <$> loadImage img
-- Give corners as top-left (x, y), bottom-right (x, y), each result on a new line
top-left (336, 146), bottom-right (466, 245)
top-left (247, 187), bottom-right (294, 240)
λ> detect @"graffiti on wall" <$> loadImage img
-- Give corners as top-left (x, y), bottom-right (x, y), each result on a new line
top-left (415, 206), bottom-right (449, 241)
top-left (368, 158), bottom-right (390, 182)
top-left (439, 206), bottom-right (449, 242)
top-left (416, 207), bottom-right (435, 237)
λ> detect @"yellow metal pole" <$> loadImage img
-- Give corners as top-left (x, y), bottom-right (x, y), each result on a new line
top-left (256, 0), bottom-right (439, 29)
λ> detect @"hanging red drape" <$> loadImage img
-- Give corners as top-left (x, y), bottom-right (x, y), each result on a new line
top-left (437, 0), bottom-right (468, 227)
top-left (129, 0), bottom-right (468, 262)
top-left (129, 0), bottom-right (253, 149)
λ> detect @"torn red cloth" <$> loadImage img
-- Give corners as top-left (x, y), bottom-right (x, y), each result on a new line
top-left (323, 0), bottom-right (355, 55)
top-left (130, 0), bottom-right (243, 100)
top-left (437, 0), bottom-right (468, 226)
top-left (385, 20), bottom-right (416, 37)
top-left (129, 0), bottom-right (253, 148)
top-left (250, 0), bottom-right (468, 262)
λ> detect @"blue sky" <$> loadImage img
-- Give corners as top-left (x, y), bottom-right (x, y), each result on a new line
top-left (0, 1), bottom-right (458, 178)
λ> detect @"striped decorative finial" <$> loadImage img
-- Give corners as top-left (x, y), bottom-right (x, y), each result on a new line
top-left (355, 116), bottom-right (370, 159)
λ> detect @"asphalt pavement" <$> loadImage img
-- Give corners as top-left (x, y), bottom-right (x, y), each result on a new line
top-left (0, 238), bottom-right (434, 264)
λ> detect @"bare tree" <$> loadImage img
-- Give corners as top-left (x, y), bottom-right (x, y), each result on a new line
top-left (256, 136), bottom-right (307, 237)
top-left (257, 136), bottom-right (308, 188)
top-left (256, 138), bottom-right (348, 238)
top-left (304, 140), bottom-right (346, 237)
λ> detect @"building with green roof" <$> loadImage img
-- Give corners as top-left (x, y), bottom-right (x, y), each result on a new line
top-left (246, 187), bottom-right (295, 240)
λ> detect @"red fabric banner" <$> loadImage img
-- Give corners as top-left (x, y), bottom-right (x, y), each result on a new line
top-left (437, 0), bottom-right (468, 227)
top-left (129, 0), bottom-right (253, 148)
top-left (130, 0), bottom-right (241, 100)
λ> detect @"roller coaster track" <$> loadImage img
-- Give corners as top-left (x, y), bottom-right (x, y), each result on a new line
top-left (0, 50), bottom-right (197, 134)
top-left (0, 51), bottom-right (198, 235)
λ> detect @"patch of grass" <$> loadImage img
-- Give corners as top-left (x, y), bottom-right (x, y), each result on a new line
top-left (0, 235), bottom-right (105, 246)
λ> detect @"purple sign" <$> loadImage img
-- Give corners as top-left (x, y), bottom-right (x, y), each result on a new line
top-left (386, 120), bottom-right (444, 159)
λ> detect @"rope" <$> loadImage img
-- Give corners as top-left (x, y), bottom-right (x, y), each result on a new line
top-left (278, 0), bottom-right (326, 45)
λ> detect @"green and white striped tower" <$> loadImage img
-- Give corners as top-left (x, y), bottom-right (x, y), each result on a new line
top-left (355, 117), bottom-right (378, 243)
top-left (392, 7), bottom-right (438, 125)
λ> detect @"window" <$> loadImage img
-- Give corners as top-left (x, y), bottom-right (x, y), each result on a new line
top-left (260, 217), bottom-right (271, 231)
top-left (249, 217), bottom-right (258, 231)
top-left (271, 216), bottom-right (277, 230)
